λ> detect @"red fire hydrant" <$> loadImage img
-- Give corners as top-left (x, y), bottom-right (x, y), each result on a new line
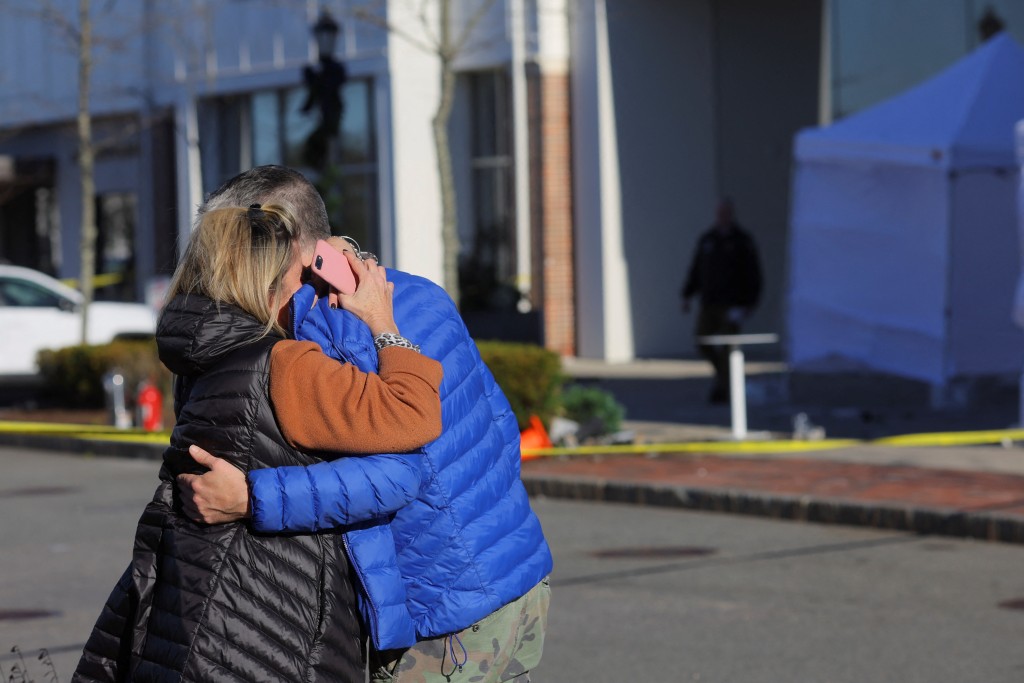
top-left (136, 380), bottom-right (164, 432)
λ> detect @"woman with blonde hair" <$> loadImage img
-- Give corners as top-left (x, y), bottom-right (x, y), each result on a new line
top-left (73, 203), bottom-right (442, 683)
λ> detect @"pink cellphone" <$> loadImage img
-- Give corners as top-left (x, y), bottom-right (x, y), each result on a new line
top-left (310, 240), bottom-right (357, 295)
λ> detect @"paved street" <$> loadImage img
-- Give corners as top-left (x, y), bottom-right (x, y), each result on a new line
top-left (537, 496), bottom-right (1024, 682)
top-left (0, 447), bottom-right (158, 681)
top-left (3, 446), bottom-right (1024, 682)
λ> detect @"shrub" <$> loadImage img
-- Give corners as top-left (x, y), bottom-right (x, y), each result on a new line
top-left (476, 340), bottom-right (564, 430)
top-left (37, 339), bottom-right (171, 410)
top-left (558, 384), bottom-right (626, 436)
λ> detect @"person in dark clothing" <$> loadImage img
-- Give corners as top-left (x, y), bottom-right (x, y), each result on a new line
top-left (681, 199), bottom-right (763, 403)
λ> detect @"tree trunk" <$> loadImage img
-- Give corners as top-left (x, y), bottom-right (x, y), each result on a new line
top-left (433, 60), bottom-right (459, 305)
top-left (433, 0), bottom-right (460, 304)
top-left (78, 0), bottom-right (96, 345)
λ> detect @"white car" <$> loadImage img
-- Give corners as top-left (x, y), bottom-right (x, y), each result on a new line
top-left (0, 265), bottom-right (157, 379)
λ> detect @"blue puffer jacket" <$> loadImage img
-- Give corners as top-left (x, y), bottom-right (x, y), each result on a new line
top-left (248, 270), bottom-right (553, 650)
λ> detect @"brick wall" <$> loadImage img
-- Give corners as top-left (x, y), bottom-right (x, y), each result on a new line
top-left (527, 65), bottom-right (576, 356)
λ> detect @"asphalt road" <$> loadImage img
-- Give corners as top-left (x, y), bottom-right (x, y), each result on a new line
top-left (2, 446), bottom-right (1024, 682)
top-left (537, 496), bottom-right (1024, 682)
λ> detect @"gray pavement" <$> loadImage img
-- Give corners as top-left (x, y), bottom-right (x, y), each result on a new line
top-left (0, 446), bottom-right (158, 680)
top-left (4, 447), bottom-right (1024, 682)
top-left (538, 496), bottom-right (1024, 683)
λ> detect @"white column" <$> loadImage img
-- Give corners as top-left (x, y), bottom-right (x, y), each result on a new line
top-left (570, 0), bottom-right (633, 361)
top-left (509, 0), bottom-right (532, 304)
top-left (375, 71), bottom-right (397, 267)
top-left (174, 95), bottom-right (203, 255)
top-left (728, 347), bottom-right (747, 440)
top-left (385, 0), bottom-right (443, 284)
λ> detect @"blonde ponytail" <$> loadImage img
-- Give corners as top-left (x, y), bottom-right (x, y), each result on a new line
top-left (166, 203), bottom-right (299, 337)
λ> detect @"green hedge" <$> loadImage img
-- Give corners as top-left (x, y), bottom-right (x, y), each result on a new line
top-left (37, 339), bottom-right (171, 409)
top-left (476, 341), bottom-right (564, 430)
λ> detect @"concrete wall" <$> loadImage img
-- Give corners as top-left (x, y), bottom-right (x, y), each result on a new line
top-left (830, 0), bottom-right (1024, 118)
top-left (602, 0), bottom-right (718, 359)
top-left (572, 0), bottom-right (634, 360)
top-left (576, 0), bottom-right (819, 360)
top-left (385, 0), bottom-right (444, 282)
top-left (713, 0), bottom-right (821, 353)
top-left (0, 0), bottom-right (146, 126)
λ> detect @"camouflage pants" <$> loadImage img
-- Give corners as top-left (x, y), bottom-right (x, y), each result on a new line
top-left (370, 577), bottom-right (551, 683)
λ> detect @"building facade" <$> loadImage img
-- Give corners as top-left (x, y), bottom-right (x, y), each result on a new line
top-left (1, 0), bottom-right (1021, 360)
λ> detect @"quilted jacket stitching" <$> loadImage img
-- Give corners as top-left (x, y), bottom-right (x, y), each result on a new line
top-left (179, 523), bottom-right (242, 679)
top-left (193, 581), bottom-right (311, 670)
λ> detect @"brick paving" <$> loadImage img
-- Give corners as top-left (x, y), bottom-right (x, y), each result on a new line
top-left (523, 454), bottom-right (1024, 514)
top-left (522, 452), bottom-right (1024, 542)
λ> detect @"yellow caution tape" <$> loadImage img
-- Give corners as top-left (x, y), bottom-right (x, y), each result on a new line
top-left (871, 429), bottom-right (1024, 447)
top-left (0, 421), bottom-right (170, 440)
top-left (1, 421), bottom-right (1022, 458)
top-left (80, 432), bottom-right (172, 444)
top-left (60, 271), bottom-right (126, 290)
top-left (522, 439), bottom-right (860, 458)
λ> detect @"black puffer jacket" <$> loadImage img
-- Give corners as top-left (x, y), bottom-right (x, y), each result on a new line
top-left (73, 295), bottom-right (364, 683)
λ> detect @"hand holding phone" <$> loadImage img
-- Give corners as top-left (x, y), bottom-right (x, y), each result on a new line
top-left (311, 239), bottom-right (357, 295)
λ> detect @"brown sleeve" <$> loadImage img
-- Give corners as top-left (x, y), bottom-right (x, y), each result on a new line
top-left (269, 340), bottom-right (443, 454)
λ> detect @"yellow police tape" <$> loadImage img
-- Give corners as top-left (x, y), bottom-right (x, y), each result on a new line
top-left (60, 271), bottom-right (126, 290)
top-left (0, 421), bottom-right (172, 444)
top-left (1, 420), bottom-right (1023, 457)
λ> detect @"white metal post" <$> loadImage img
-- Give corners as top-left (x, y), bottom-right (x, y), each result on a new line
top-left (729, 346), bottom-right (747, 440)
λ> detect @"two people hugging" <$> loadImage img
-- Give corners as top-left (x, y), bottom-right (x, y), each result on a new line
top-left (72, 165), bottom-right (552, 683)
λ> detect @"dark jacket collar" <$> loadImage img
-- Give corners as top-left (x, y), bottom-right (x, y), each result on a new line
top-left (157, 293), bottom-right (281, 377)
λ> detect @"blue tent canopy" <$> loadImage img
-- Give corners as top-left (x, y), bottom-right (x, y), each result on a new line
top-left (797, 33), bottom-right (1024, 169)
top-left (788, 33), bottom-right (1024, 387)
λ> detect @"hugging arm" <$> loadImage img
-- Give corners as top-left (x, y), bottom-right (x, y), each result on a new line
top-left (178, 340), bottom-right (441, 527)
top-left (249, 336), bottom-right (441, 530)
top-left (247, 451), bottom-right (422, 532)
top-left (180, 256), bottom-right (442, 529)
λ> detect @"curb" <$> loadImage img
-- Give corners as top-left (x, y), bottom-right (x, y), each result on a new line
top-left (522, 474), bottom-right (1024, 545)
top-left (6, 429), bottom-right (1024, 545)
top-left (0, 433), bottom-right (164, 460)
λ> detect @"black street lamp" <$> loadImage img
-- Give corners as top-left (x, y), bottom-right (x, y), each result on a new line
top-left (302, 9), bottom-right (347, 169)
top-left (313, 9), bottom-right (340, 57)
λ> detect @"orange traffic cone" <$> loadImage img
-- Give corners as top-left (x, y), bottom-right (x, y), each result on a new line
top-left (519, 414), bottom-right (552, 459)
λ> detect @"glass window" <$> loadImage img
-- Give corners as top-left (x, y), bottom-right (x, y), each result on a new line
top-left (198, 95), bottom-right (248, 195)
top-left (340, 79), bottom-right (375, 164)
top-left (307, 78), bottom-right (379, 246)
top-left (283, 88), bottom-right (318, 168)
top-left (0, 278), bottom-right (66, 308)
top-left (252, 91), bottom-right (282, 167)
top-left (0, 179), bottom-right (60, 276)
top-left (460, 70), bottom-right (516, 312)
top-left (95, 193), bottom-right (137, 302)
top-left (198, 79), bottom-right (380, 247)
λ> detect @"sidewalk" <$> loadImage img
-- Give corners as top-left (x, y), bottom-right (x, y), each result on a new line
top-left (520, 358), bottom-right (1024, 543)
top-left (521, 443), bottom-right (1024, 544)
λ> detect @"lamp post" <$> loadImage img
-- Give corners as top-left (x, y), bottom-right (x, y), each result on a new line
top-left (302, 9), bottom-right (347, 169)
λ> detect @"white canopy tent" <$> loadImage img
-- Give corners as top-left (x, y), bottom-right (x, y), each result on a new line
top-left (788, 33), bottom-right (1024, 388)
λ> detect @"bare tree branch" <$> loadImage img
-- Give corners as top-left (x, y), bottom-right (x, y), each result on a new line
top-left (9, 0), bottom-right (149, 71)
top-left (349, 0), bottom-right (439, 55)
top-left (8, 0), bottom-right (82, 48)
top-left (415, 0), bottom-right (440, 48)
top-left (453, 0), bottom-right (500, 54)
